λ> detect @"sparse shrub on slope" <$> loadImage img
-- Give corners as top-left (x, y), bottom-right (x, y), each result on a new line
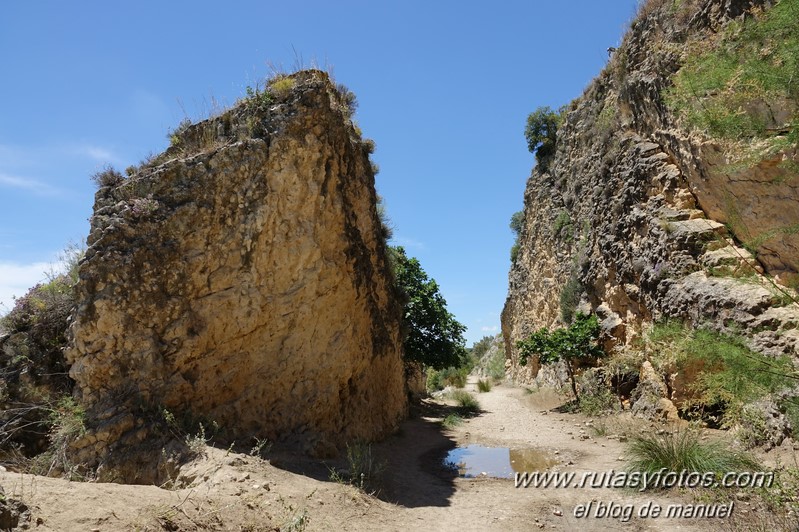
top-left (666, 0), bottom-right (799, 150)
top-left (0, 246), bottom-right (82, 464)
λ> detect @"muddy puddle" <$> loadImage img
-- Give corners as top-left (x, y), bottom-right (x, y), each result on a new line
top-left (443, 445), bottom-right (557, 478)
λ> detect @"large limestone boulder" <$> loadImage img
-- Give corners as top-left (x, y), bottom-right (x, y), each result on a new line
top-left (65, 71), bottom-right (406, 481)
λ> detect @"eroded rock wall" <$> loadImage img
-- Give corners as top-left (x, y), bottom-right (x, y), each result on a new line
top-left (503, 0), bottom-right (799, 384)
top-left (66, 71), bottom-right (406, 480)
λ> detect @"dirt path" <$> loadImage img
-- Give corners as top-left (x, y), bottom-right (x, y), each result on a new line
top-left (0, 378), bottom-right (740, 531)
top-left (349, 377), bottom-right (717, 532)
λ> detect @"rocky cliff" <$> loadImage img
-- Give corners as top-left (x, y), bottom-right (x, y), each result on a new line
top-left (65, 71), bottom-right (406, 482)
top-left (503, 0), bottom-right (799, 384)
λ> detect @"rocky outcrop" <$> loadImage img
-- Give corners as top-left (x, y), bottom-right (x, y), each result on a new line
top-left (65, 71), bottom-right (406, 481)
top-left (503, 0), bottom-right (798, 385)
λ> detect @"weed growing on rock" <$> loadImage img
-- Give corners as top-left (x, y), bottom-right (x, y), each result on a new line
top-left (644, 321), bottom-right (798, 432)
top-left (268, 76), bottom-right (296, 98)
top-left (250, 437), bottom-right (272, 459)
top-left (90, 164), bottom-right (124, 188)
top-left (559, 275), bottom-right (583, 324)
top-left (167, 117), bottom-right (192, 147)
top-left (665, 0), bottom-right (799, 155)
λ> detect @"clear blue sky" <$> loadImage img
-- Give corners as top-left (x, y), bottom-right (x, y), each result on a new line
top-left (0, 1), bottom-right (639, 344)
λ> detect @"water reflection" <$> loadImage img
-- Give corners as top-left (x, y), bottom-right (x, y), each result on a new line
top-left (443, 445), bottom-right (556, 478)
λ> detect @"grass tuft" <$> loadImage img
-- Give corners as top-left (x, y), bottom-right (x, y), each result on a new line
top-left (449, 390), bottom-right (480, 415)
top-left (627, 430), bottom-right (761, 490)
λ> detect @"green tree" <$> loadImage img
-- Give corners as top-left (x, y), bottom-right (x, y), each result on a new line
top-left (390, 246), bottom-right (467, 370)
top-left (516, 313), bottom-right (604, 400)
top-left (524, 106), bottom-right (560, 165)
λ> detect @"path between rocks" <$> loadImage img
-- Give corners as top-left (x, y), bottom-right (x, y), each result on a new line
top-left (0, 378), bottom-right (734, 531)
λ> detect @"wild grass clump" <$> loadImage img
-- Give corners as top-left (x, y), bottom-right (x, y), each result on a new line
top-left (90, 164), bottom-right (125, 188)
top-left (24, 396), bottom-right (87, 479)
top-left (476, 379), bottom-right (492, 393)
top-left (442, 414), bottom-right (463, 429)
top-left (268, 76), bottom-right (296, 97)
top-left (449, 390), bottom-right (480, 415)
top-left (329, 442), bottom-right (385, 494)
top-left (665, 0), bottom-right (799, 151)
top-left (627, 430), bottom-right (761, 490)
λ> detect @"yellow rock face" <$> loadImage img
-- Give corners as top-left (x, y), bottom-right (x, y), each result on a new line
top-left (66, 71), bottom-right (406, 480)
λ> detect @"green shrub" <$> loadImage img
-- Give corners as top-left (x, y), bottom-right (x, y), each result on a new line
top-left (688, 332), bottom-right (794, 427)
top-left (476, 379), bottom-right (492, 393)
top-left (553, 211), bottom-right (573, 241)
top-left (485, 346), bottom-right (506, 382)
top-left (525, 106), bottom-right (561, 166)
top-left (665, 0), bottom-right (799, 148)
top-left (627, 430), bottom-right (760, 490)
top-left (269, 76), bottom-right (296, 97)
top-left (449, 390), bottom-right (480, 415)
top-left (646, 321), bottom-right (797, 429)
top-left (442, 414), bottom-right (463, 429)
top-left (427, 366), bottom-right (468, 391)
top-left (579, 387), bottom-right (619, 416)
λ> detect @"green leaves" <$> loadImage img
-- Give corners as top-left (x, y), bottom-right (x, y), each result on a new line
top-left (524, 106), bottom-right (561, 166)
top-left (517, 312), bottom-right (602, 367)
top-left (390, 246), bottom-right (466, 370)
top-left (516, 313), bottom-right (604, 399)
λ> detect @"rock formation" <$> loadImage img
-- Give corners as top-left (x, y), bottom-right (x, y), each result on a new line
top-left (503, 0), bottom-right (798, 384)
top-left (65, 71), bottom-right (406, 481)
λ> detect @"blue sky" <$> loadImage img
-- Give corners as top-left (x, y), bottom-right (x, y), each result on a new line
top-left (0, 1), bottom-right (639, 344)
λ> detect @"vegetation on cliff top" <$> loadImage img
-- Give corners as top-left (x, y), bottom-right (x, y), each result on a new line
top-left (666, 0), bottom-right (799, 149)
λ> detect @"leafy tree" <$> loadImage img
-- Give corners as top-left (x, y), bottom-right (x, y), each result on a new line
top-left (390, 246), bottom-right (466, 370)
top-left (524, 106), bottom-right (560, 165)
top-left (516, 313), bottom-right (604, 400)
top-left (509, 211), bottom-right (524, 237)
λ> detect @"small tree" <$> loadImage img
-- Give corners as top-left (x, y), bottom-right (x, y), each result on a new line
top-left (390, 246), bottom-right (467, 370)
top-left (524, 106), bottom-right (560, 166)
top-left (516, 312), bottom-right (604, 400)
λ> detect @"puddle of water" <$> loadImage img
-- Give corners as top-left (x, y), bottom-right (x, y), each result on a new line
top-left (443, 445), bottom-right (557, 479)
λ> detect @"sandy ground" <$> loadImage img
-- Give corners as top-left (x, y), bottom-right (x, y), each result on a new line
top-left (0, 377), bottom-right (783, 531)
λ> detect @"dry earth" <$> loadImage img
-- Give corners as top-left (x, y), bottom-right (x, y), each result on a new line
top-left (0, 377), bottom-right (787, 531)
